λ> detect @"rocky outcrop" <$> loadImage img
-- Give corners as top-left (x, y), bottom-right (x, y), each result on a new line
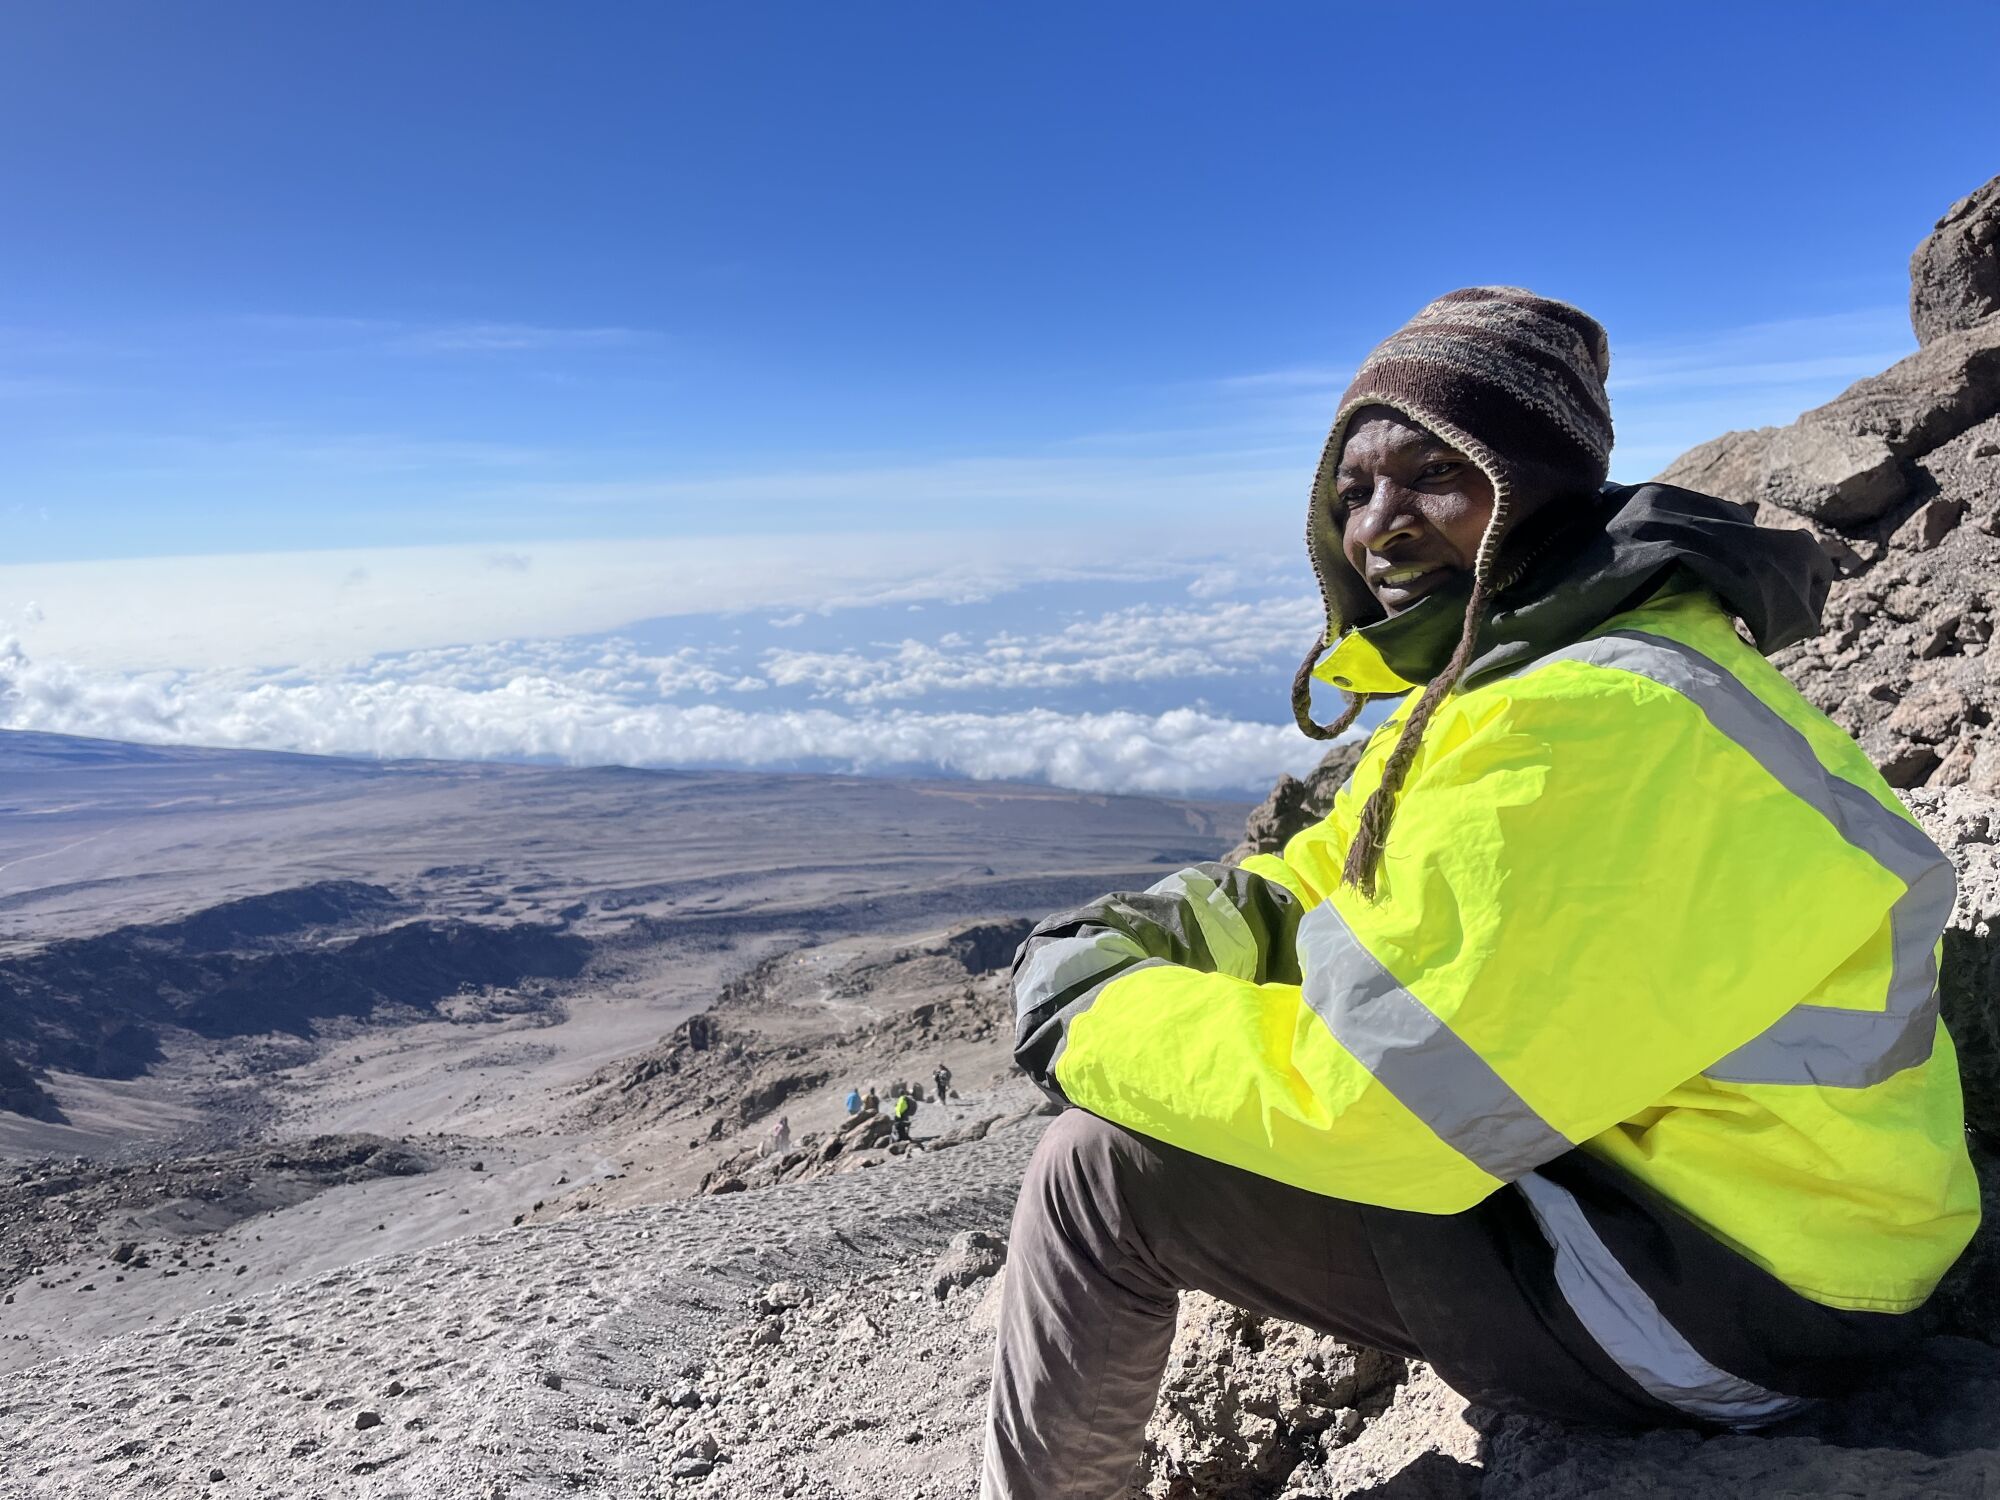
top-left (946, 919), bottom-right (1035, 976)
top-left (1657, 295), bottom-right (2000, 529)
top-left (1913, 175), bottom-right (2000, 345)
top-left (1910, 788), bottom-right (2000, 1141)
top-left (1141, 1292), bottom-right (1412, 1498)
top-left (1, 1134), bottom-right (432, 1297)
top-left (1657, 177), bottom-right (2000, 794)
top-left (1226, 739), bottom-right (1367, 865)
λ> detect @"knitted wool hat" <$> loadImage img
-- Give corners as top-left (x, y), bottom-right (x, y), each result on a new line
top-left (1293, 287), bottom-right (1615, 893)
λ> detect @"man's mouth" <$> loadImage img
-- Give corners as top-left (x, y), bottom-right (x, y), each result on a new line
top-left (1367, 562), bottom-right (1453, 610)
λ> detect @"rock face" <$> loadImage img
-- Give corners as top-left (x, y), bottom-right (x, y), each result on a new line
top-left (1226, 739), bottom-right (1367, 864)
top-left (1913, 175), bottom-right (2000, 345)
top-left (1141, 1292), bottom-right (1411, 1499)
top-left (1656, 300), bottom-right (2000, 529)
top-left (1910, 788), bottom-right (2000, 1141)
top-left (1656, 189), bottom-right (2000, 800)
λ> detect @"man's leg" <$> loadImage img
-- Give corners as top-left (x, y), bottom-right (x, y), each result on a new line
top-left (981, 1110), bottom-right (1419, 1500)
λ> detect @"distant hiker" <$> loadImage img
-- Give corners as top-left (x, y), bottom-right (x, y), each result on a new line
top-left (770, 1115), bottom-right (791, 1154)
top-left (845, 1087), bottom-right (862, 1116)
top-left (983, 289), bottom-right (1977, 1499)
top-left (861, 1086), bottom-right (879, 1116)
top-left (933, 1063), bottom-right (952, 1103)
top-left (892, 1091), bottom-right (915, 1143)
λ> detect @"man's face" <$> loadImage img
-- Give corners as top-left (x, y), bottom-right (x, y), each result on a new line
top-left (1333, 406), bottom-right (1498, 616)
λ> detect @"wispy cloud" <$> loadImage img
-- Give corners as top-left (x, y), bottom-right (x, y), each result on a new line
top-left (1212, 366), bottom-right (1351, 393)
top-left (1609, 308), bottom-right (1910, 395)
top-left (1600, 306), bottom-right (1911, 479)
top-left (234, 313), bottom-right (651, 356)
top-left (504, 448), bottom-right (1303, 516)
top-left (387, 322), bottom-right (644, 354)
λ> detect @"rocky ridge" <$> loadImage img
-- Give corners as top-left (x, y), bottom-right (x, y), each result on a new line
top-left (1659, 174), bottom-right (2000, 794)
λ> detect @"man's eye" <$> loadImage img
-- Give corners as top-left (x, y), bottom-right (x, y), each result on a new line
top-left (1419, 461), bottom-right (1459, 480)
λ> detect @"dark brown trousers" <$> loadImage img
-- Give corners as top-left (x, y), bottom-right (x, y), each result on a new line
top-left (979, 1110), bottom-right (1912, 1500)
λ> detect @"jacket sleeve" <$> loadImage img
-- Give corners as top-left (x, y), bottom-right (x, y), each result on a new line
top-left (1010, 676), bottom-right (1912, 1213)
top-left (1013, 859), bottom-right (1310, 1090)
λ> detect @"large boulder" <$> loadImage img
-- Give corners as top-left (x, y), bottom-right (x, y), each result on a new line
top-left (1654, 316), bottom-right (2000, 529)
top-left (1912, 174), bottom-right (2000, 346)
top-left (1653, 426), bottom-right (1780, 504)
top-left (1757, 419), bottom-right (1908, 526)
top-left (1804, 316), bottom-right (2000, 464)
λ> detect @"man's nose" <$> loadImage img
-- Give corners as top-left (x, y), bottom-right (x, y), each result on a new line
top-left (1348, 480), bottom-right (1424, 553)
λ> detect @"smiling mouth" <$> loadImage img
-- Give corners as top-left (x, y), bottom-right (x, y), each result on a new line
top-left (1364, 563), bottom-right (1456, 614)
top-left (1375, 564), bottom-right (1442, 586)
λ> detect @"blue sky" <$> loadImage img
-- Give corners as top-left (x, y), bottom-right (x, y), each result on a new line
top-left (2, 3), bottom-right (1997, 793)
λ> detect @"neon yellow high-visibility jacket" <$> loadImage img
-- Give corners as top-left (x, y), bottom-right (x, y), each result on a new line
top-left (1013, 492), bottom-right (1977, 1325)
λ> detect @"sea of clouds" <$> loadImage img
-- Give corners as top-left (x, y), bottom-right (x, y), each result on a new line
top-left (0, 559), bottom-right (1343, 798)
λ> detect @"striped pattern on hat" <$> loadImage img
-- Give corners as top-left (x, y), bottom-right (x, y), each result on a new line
top-left (1311, 288), bottom-right (1614, 609)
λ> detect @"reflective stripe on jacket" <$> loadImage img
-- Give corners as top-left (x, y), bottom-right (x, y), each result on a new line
top-left (1012, 579), bottom-right (1978, 1319)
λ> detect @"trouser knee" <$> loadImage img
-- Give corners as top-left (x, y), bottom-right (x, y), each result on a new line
top-left (1023, 1107), bottom-right (1138, 1206)
top-left (1016, 1109), bottom-right (1169, 1273)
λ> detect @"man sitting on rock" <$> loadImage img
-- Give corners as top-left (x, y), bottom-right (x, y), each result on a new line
top-left (983, 288), bottom-right (1980, 1498)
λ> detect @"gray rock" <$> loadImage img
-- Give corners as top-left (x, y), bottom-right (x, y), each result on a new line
top-left (1655, 420), bottom-right (1908, 531)
top-left (929, 1229), bottom-right (1007, 1300)
top-left (1911, 788), bottom-right (2000, 1144)
top-left (1140, 1291), bottom-right (1407, 1498)
top-left (1803, 316), bottom-right (2000, 462)
top-left (1912, 174), bottom-right (2000, 345)
top-left (353, 1409), bottom-right (382, 1430)
top-left (1226, 739), bottom-right (1368, 865)
top-left (1758, 421), bottom-right (1907, 527)
top-left (1654, 426), bottom-right (1781, 505)
top-left (756, 1281), bottom-right (803, 1314)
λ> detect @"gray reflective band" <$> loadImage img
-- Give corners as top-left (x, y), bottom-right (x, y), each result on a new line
top-left (1296, 900), bottom-right (1571, 1181)
top-left (1146, 867), bottom-right (1260, 981)
top-left (1040, 956), bottom-right (1168, 1079)
top-left (1015, 930), bottom-right (1150, 1020)
top-left (1531, 629), bottom-right (1956, 1089)
top-left (1516, 1172), bottom-right (1808, 1428)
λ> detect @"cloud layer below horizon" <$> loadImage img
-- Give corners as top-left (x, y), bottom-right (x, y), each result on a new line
top-left (0, 560), bottom-right (1342, 798)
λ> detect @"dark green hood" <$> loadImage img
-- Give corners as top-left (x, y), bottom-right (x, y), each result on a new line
top-left (1312, 483), bottom-right (1834, 695)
